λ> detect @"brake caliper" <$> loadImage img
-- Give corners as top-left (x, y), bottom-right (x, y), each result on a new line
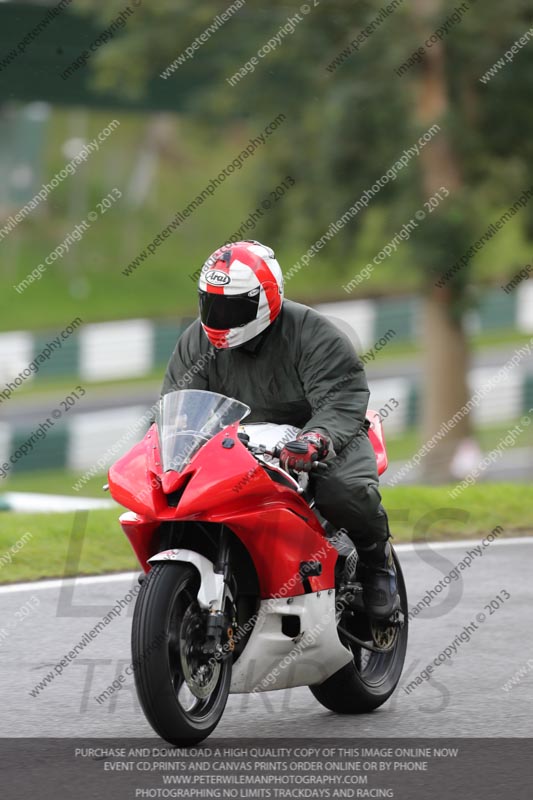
top-left (227, 626), bottom-right (235, 652)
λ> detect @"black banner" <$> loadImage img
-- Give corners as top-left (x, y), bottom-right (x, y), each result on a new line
top-left (2, 738), bottom-right (530, 800)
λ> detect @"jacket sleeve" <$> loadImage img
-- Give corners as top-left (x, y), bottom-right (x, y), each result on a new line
top-left (297, 309), bottom-right (370, 452)
top-left (161, 320), bottom-right (212, 396)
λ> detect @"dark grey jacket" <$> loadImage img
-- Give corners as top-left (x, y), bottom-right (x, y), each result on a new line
top-left (161, 300), bottom-right (369, 453)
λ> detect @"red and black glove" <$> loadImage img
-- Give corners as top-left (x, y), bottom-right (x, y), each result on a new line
top-left (280, 431), bottom-right (330, 473)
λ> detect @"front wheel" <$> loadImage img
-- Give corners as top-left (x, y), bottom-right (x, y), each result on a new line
top-left (132, 562), bottom-right (232, 745)
top-left (310, 548), bottom-right (408, 713)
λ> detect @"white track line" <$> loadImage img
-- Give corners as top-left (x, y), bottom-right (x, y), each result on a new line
top-left (393, 536), bottom-right (533, 552)
top-left (0, 571), bottom-right (137, 594)
top-left (0, 536), bottom-right (532, 594)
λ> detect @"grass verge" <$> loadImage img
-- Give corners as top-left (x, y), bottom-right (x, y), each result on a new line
top-left (0, 484), bottom-right (531, 584)
top-left (0, 507), bottom-right (134, 584)
top-left (0, 469), bottom-right (110, 498)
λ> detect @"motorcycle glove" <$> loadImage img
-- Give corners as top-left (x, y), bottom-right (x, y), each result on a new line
top-left (280, 431), bottom-right (330, 473)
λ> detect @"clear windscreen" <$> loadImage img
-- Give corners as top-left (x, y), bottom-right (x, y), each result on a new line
top-left (156, 390), bottom-right (251, 473)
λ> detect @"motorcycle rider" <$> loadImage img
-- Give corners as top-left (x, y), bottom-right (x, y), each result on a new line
top-left (161, 240), bottom-right (399, 619)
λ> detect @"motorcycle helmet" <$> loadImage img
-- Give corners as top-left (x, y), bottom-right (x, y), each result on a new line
top-left (198, 240), bottom-right (284, 349)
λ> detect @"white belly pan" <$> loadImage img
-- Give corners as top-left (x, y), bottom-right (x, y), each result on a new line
top-left (229, 592), bottom-right (353, 693)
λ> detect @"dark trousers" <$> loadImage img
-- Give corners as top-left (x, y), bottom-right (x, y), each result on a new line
top-left (312, 429), bottom-right (390, 548)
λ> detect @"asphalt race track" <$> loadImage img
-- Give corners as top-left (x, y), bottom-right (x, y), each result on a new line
top-left (1, 538), bottom-right (532, 739)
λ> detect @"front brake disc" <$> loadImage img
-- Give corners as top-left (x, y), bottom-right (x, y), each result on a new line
top-left (179, 605), bottom-right (221, 699)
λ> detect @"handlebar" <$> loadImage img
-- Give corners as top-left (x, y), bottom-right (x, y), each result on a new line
top-left (250, 443), bottom-right (329, 473)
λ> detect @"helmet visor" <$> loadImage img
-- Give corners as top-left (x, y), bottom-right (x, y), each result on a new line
top-left (199, 289), bottom-right (260, 330)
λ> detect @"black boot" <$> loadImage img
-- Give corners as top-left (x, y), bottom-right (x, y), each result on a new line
top-left (355, 540), bottom-right (400, 620)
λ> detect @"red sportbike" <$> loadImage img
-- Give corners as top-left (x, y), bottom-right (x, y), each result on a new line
top-left (109, 390), bottom-right (407, 745)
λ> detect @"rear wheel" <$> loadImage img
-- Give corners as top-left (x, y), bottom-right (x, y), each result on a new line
top-left (132, 562), bottom-right (232, 745)
top-left (310, 548), bottom-right (408, 713)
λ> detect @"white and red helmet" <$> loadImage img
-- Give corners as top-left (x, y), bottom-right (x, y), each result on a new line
top-left (198, 240), bottom-right (284, 349)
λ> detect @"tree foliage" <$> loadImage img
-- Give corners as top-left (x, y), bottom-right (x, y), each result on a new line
top-left (79, 0), bottom-right (533, 300)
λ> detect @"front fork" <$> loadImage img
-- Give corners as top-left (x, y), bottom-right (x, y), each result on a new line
top-left (203, 526), bottom-right (236, 658)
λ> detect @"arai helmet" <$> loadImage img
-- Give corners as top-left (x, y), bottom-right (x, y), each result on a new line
top-left (198, 240), bottom-right (284, 349)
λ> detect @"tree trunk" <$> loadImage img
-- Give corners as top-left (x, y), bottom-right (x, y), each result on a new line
top-left (413, 0), bottom-right (473, 482)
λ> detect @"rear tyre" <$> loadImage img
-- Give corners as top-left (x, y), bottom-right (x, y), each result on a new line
top-left (310, 548), bottom-right (408, 713)
top-left (132, 562), bottom-right (232, 745)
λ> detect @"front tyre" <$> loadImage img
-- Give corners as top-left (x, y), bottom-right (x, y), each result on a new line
top-left (310, 548), bottom-right (408, 714)
top-left (132, 563), bottom-right (231, 745)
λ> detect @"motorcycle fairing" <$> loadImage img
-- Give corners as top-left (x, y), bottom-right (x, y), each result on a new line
top-left (229, 593), bottom-right (353, 693)
top-left (110, 413), bottom-right (389, 601)
top-left (112, 424), bottom-right (338, 599)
